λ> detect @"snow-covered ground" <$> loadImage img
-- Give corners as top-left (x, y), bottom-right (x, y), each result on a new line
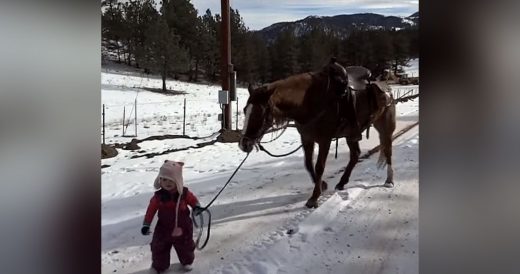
top-left (403, 58), bottom-right (419, 78)
top-left (101, 68), bottom-right (419, 274)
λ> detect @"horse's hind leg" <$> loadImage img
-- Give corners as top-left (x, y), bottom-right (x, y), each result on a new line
top-left (302, 138), bottom-right (317, 184)
top-left (380, 135), bottom-right (394, 187)
top-left (305, 139), bottom-right (331, 208)
top-left (335, 140), bottom-right (361, 190)
top-left (374, 116), bottom-right (395, 187)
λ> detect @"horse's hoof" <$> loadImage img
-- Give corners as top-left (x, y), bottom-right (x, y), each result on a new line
top-left (335, 184), bottom-right (345, 191)
top-left (321, 181), bottom-right (328, 190)
top-left (384, 181), bottom-right (394, 188)
top-left (305, 200), bottom-right (318, 208)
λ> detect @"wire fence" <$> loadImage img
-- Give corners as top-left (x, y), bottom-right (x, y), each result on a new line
top-left (391, 87), bottom-right (419, 100)
top-left (101, 86), bottom-right (418, 144)
top-left (101, 97), bottom-right (247, 144)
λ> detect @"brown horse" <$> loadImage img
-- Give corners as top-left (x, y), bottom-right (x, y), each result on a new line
top-left (239, 60), bottom-right (396, 208)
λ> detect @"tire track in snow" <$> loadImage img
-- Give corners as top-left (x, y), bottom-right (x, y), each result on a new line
top-left (211, 127), bottom-right (419, 274)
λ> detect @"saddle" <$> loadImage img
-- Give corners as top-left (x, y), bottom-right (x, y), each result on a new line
top-left (337, 80), bottom-right (392, 135)
top-left (344, 65), bottom-right (392, 111)
top-left (344, 66), bottom-right (391, 118)
top-left (335, 64), bottom-right (392, 140)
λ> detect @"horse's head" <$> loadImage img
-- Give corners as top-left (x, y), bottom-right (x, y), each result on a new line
top-left (239, 84), bottom-right (274, 153)
top-left (323, 57), bottom-right (349, 95)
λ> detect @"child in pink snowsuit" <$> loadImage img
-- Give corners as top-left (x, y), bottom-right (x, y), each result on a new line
top-left (141, 160), bottom-right (203, 273)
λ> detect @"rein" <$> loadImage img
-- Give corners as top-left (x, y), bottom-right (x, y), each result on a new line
top-left (258, 143), bottom-right (303, 158)
top-left (192, 152), bottom-right (250, 250)
top-left (260, 123), bottom-right (289, 144)
top-left (247, 72), bottom-right (332, 158)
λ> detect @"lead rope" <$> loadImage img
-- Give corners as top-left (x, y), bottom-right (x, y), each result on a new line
top-left (192, 152), bottom-right (250, 250)
top-left (192, 207), bottom-right (211, 250)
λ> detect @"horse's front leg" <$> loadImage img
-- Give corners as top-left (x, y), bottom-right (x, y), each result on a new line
top-left (306, 139), bottom-right (331, 208)
top-left (335, 140), bottom-right (361, 190)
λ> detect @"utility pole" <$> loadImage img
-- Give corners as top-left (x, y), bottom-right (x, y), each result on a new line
top-left (221, 0), bottom-right (232, 130)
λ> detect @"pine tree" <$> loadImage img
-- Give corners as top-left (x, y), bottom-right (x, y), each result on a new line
top-left (250, 33), bottom-right (270, 84)
top-left (200, 9), bottom-right (220, 82)
top-left (126, 0), bottom-right (159, 68)
top-left (270, 28), bottom-right (299, 80)
top-left (369, 30), bottom-right (393, 77)
top-left (229, 9), bottom-right (254, 84)
top-left (298, 28), bottom-right (336, 72)
top-left (101, 2), bottom-right (126, 63)
top-left (138, 17), bottom-right (189, 92)
top-left (161, 0), bottom-right (199, 80)
top-left (390, 30), bottom-right (410, 76)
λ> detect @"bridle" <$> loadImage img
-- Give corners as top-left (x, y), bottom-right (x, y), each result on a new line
top-left (241, 102), bottom-right (274, 149)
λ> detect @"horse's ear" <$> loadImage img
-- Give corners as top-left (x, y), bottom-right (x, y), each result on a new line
top-left (248, 83), bottom-right (254, 94)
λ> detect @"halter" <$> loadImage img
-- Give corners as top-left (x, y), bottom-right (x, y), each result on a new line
top-left (241, 100), bottom-right (273, 146)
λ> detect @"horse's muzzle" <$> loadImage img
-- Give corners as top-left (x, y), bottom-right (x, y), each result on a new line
top-left (239, 136), bottom-right (254, 153)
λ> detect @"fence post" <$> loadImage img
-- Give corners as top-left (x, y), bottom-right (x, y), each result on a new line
top-left (134, 98), bottom-right (137, 137)
top-left (102, 104), bottom-right (105, 145)
top-left (183, 98), bottom-right (186, 136)
top-left (122, 106), bottom-right (126, 136)
top-left (236, 97), bottom-right (238, 130)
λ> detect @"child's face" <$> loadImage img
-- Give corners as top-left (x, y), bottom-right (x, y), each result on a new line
top-left (160, 177), bottom-right (177, 192)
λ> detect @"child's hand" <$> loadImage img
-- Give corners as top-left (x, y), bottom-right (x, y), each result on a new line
top-left (141, 225), bottom-right (151, 235)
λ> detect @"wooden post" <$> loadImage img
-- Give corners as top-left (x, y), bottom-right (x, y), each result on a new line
top-left (221, 0), bottom-right (232, 130)
top-left (122, 106), bottom-right (126, 136)
top-left (183, 98), bottom-right (186, 136)
top-left (134, 98), bottom-right (137, 137)
top-left (102, 104), bottom-right (105, 145)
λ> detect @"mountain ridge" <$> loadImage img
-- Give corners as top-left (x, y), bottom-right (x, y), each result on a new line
top-left (255, 12), bottom-right (418, 42)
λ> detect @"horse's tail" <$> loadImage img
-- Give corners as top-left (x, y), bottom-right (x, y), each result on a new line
top-left (376, 134), bottom-right (392, 169)
top-left (377, 149), bottom-right (387, 169)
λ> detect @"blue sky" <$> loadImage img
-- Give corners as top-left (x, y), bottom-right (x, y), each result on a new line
top-left (191, 0), bottom-right (419, 30)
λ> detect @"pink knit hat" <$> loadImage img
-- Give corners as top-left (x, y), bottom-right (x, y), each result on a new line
top-left (154, 160), bottom-right (184, 194)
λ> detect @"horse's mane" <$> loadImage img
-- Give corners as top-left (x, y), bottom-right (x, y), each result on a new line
top-left (271, 110), bottom-right (290, 128)
top-left (261, 72), bottom-right (327, 128)
top-left (251, 83), bottom-right (290, 128)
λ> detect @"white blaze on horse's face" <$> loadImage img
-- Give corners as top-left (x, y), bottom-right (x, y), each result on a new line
top-left (239, 103), bottom-right (255, 153)
top-left (242, 104), bottom-right (253, 135)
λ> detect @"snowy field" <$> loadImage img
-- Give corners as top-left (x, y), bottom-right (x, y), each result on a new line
top-left (405, 58), bottom-right (419, 78)
top-left (101, 66), bottom-right (419, 274)
top-left (101, 59), bottom-right (419, 144)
